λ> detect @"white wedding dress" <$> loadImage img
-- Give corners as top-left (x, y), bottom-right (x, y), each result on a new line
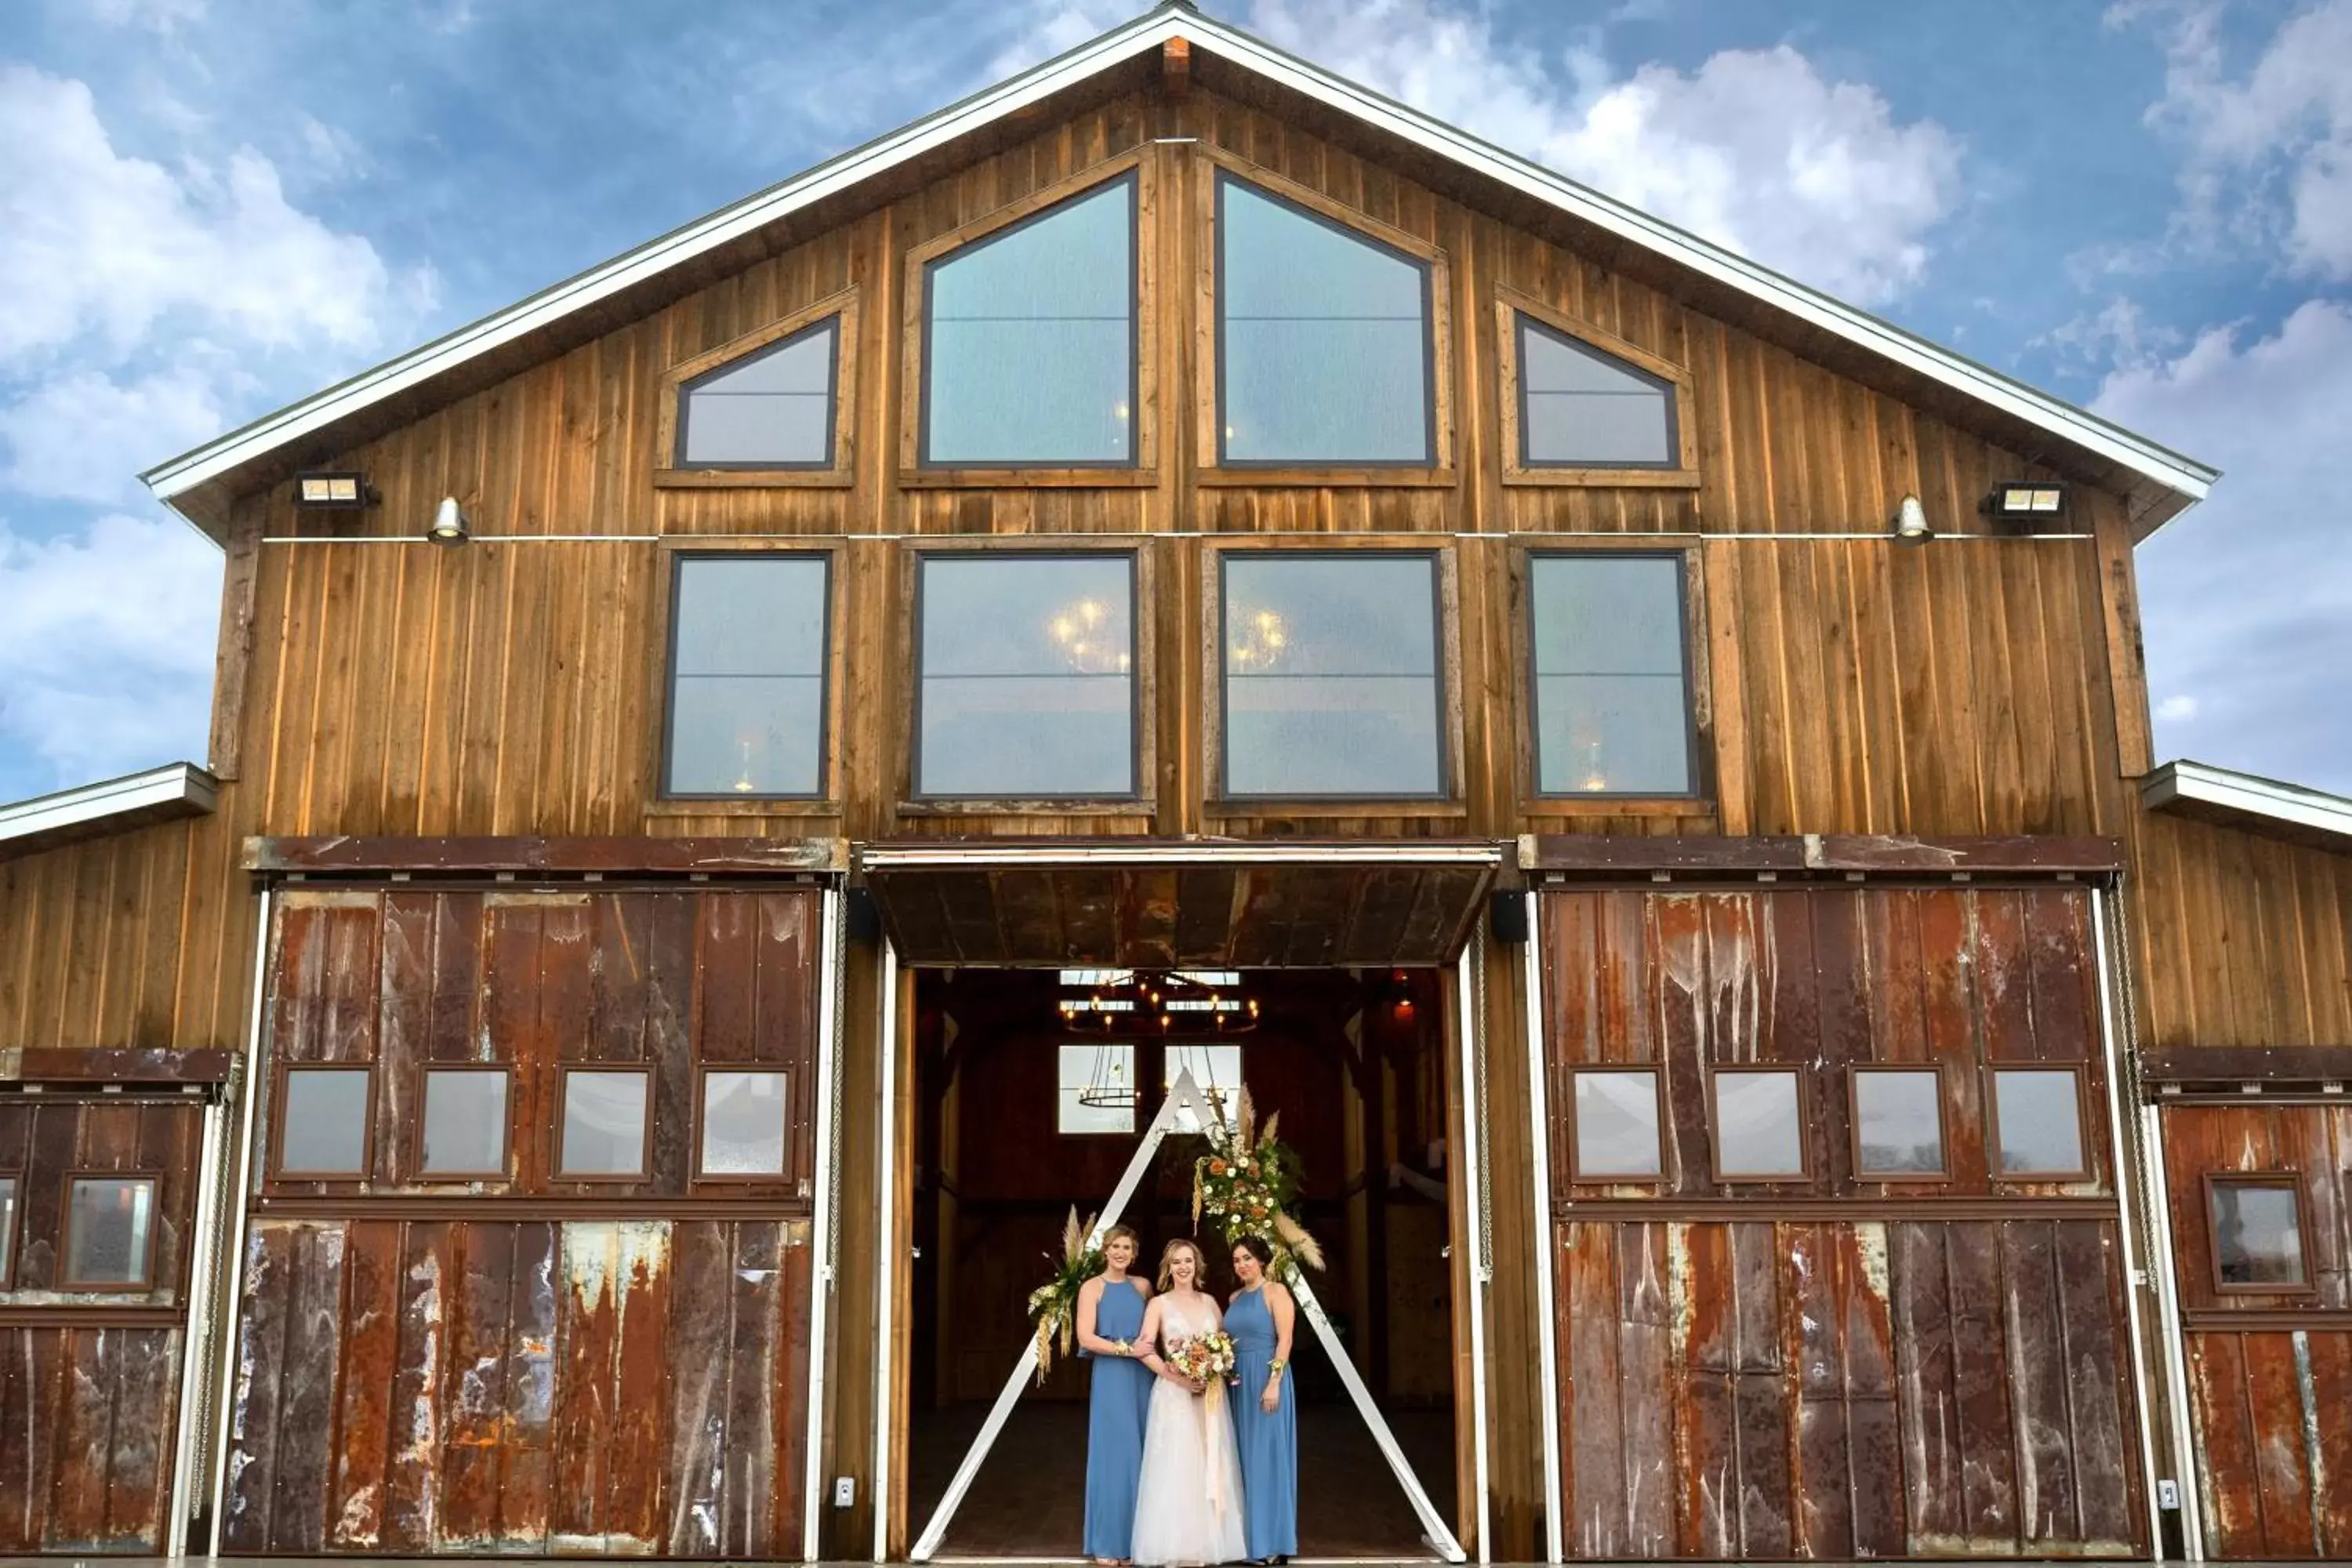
top-left (1129, 1292), bottom-right (1250, 1566)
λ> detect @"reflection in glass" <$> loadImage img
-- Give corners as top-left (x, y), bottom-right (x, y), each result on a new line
top-left (1713, 1070), bottom-right (1806, 1177)
top-left (419, 1069), bottom-right (510, 1176)
top-left (1058, 1044), bottom-right (1136, 1134)
top-left (560, 1070), bottom-right (651, 1177)
top-left (701, 1070), bottom-right (790, 1176)
top-left (1517, 316), bottom-right (1677, 466)
top-left (1573, 1071), bottom-right (1663, 1178)
top-left (1853, 1069), bottom-right (1946, 1176)
top-left (1219, 176), bottom-right (1432, 463)
top-left (1165, 1044), bottom-right (1242, 1134)
top-left (1221, 554), bottom-right (1443, 797)
top-left (665, 555), bottom-right (829, 797)
top-left (0, 1177), bottom-right (16, 1283)
top-left (2212, 1181), bottom-right (2307, 1287)
top-left (65, 1176), bottom-right (155, 1287)
top-left (1530, 555), bottom-right (1693, 796)
top-left (677, 318), bottom-right (837, 467)
top-left (925, 176), bottom-right (1134, 465)
top-left (1992, 1069), bottom-right (2086, 1175)
top-left (917, 554), bottom-right (1135, 797)
top-left (280, 1067), bottom-right (371, 1175)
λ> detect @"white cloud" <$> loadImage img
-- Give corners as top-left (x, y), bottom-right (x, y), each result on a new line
top-left (2099, 299), bottom-right (2352, 791)
top-left (0, 365), bottom-right (229, 505)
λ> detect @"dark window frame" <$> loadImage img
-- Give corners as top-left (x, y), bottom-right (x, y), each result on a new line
top-left (1846, 1063), bottom-right (1955, 1182)
top-left (269, 1062), bottom-right (379, 1182)
top-left (1984, 1062), bottom-right (2094, 1181)
top-left (412, 1064), bottom-right (516, 1181)
top-left (0, 1171), bottom-right (19, 1290)
top-left (657, 549), bottom-right (836, 803)
top-left (655, 286), bottom-right (859, 489)
top-left (691, 1065), bottom-right (795, 1185)
top-left (1562, 1064), bottom-right (1669, 1183)
top-left (1512, 311), bottom-right (1684, 471)
top-left (553, 1065), bottom-right (657, 1184)
top-left (1211, 169), bottom-right (1439, 470)
top-left (56, 1170), bottom-right (162, 1292)
top-left (2203, 1171), bottom-right (2319, 1298)
top-left (1704, 1065), bottom-right (1813, 1184)
top-left (671, 314), bottom-right (842, 473)
top-left (1523, 549), bottom-right (1703, 802)
top-left (1494, 286), bottom-right (1700, 490)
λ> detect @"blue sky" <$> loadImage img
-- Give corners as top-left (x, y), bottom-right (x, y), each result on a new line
top-left (2, 0), bottom-right (2347, 804)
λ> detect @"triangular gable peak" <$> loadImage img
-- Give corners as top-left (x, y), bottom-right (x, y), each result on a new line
top-left (140, 1), bottom-right (2214, 543)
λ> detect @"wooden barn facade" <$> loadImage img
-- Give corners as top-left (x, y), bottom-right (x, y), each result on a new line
top-left (2, 5), bottom-right (2347, 1561)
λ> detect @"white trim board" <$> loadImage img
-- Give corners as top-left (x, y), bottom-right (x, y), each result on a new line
top-left (2140, 757), bottom-right (2352, 851)
top-left (141, 3), bottom-right (2213, 540)
top-left (0, 761), bottom-right (216, 851)
top-left (908, 1070), bottom-right (1466, 1564)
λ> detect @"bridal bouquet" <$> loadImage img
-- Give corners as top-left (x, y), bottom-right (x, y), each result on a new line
top-left (1193, 1087), bottom-right (1326, 1279)
top-left (1166, 1329), bottom-right (1236, 1388)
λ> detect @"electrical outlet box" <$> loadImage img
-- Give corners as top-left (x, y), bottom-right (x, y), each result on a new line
top-left (833, 1476), bottom-right (856, 1509)
top-left (2158, 1479), bottom-right (2180, 1511)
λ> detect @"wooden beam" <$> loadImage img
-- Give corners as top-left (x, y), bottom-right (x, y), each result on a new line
top-left (1160, 35), bottom-right (1191, 98)
top-left (1522, 832), bottom-right (2124, 876)
top-left (0, 1046), bottom-right (235, 1083)
top-left (2089, 486), bottom-right (2156, 777)
top-left (206, 506), bottom-right (265, 781)
top-left (243, 834), bottom-right (845, 875)
top-left (2138, 1044), bottom-right (2352, 1087)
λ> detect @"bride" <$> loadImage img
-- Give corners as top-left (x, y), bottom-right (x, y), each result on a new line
top-left (1128, 1239), bottom-right (1249, 1566)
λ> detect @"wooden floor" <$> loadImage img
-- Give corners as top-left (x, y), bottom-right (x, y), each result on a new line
top-left (909, 1397), bottom-right (1457, 1560)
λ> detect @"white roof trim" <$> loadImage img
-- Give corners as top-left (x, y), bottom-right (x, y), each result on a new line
top-left (2142, 759), bottom-right (2352, 849)
top-left (0, 763), bottom-right (219, 849)
top-left (140, 2), bottom-right (2216, 516)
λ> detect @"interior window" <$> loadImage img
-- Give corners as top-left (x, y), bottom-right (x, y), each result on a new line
top-left (699, 1069), bottom-right (791, 1177)
top-left (278, 1066), bottom-right (372, 1177)
top-left (1515, 314), bottom-right (1678, 466)
top-left (923, 173), bottom-right (1136, 466)
top-left (675, 317), bottom-right (837, 468)
top-left (1571, 1069), bottom-right (1664, 1178)
top-left (1164, 1043), bottom-right (1243, 1133)
top-left (1220, 553), bottom-right (1445, 798)
top-left (1711, 1069), bottom-right (1807, 1178)
top-left (64, 1175), bottom-right (157, 1288)
top-left (419, 1068), bottom-right (510, 1178)
top-left (1217, 172), bottom-right (1433, 465)
top-left (1058, 1043), bottom-right (1136, 1134)
top-left (1529, 554), bottom-right (1695, 796)
top-left (0, 1176), bottom-right (16, 1284)
top-left (1991, 1067), bottom-right (2088, 1176)
top-left (664, 554), bottom-right (830, 797)
top-left (916, 554), bottom-right (1137, 798)
top-left (2210, 1178), bottom-right (2309, 1289)
top-left (557, 1069), bottom-right (652, 1178)
top-left (1851, 1068), bottom-right (1947, 1177)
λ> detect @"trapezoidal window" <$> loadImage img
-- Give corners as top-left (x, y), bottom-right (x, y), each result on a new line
top-left (673, 315), bottom-right (839, 469)
top-left (1528, 553), bottom-right (1697, 797)
top-left (1515, 313), bottom-right (1679, 468)
top-left (1215, 172), bottom-right (1434, 466)
top-left (920, 172), bottom-right (1137, 467)
top-left (662, 553), bottom-right (831, 798)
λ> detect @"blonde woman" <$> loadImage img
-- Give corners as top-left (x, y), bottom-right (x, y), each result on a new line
top-left (1076, 1225), bottom-right (1152, 1564)
top-left (1127, 1239), bottom-right (1247, 1566)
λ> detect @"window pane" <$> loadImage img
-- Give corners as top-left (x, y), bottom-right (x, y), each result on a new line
top-left (1853, 1070), bottom-right (1945, 1175)
top-left (1530, 556), bottom-right (1693, 796)
top-left (0, 1177), bottom-right (16, 1283)
top-left (1992, 1069), bottom-right (2085, 1174)
top-left (420, 1070), bottom-right (509, 1176)
top-left (1165, 1044), bottom-right (1242, 1134)
top-left (2212, 1181), bottom-right (2308, 1287)
top-left (1573, 1072), bottom-right (1662, 1178)
top-left (281, 1067), bottom-right (371, 1175)
top-left (1219, 176), bottom-right (1432, 463)
top-left (677, 318), bottom-right (836, 466)
top-left (665, 556), bottom-right (829, 796)
top-left (1714, 1071), bottom-right (1805, 1177)
top-left (701, 1070), bottom-right (790, 1176)
top-left (1059, 1044), bottom-right (1136, 1134)
top-left (1222, 554), bottom-right (1444, 797)
top-left (1519, 317), bottom-right (1676, 466)
top-left (65, 1176), bottom-right (155, 1287)
top-left (925, 176), bottom-right (1134, 466)
top-left (560, 1070), bottom-right (650, 1177)
top-left (918, 555), bottom-right (1135, 797)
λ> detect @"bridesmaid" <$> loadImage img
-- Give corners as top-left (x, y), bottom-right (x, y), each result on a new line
top-left (1076, 1225), bottom-right (1153, 1565)
top-left (1227, 1235), bottom-right (1298, 1565)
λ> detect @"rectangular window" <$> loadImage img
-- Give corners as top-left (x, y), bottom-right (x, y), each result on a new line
top-left (275, 1065), bottom-right (374, 1178)
top-left (1165, 1043), bottom-right (1243, 1134)
top-left (1220, 552), bottom-right (1446, 799)
top-left (1988, 1066), bottom-right (2089, 1178)
top-left (663, 554), bottom-right (831, 798)
top-left (1709, 1068), bottom-right (1809, 1181)
top-left (418, 1067), bottom-right (511, 1178)
top-left (916, 553), bottom-right (1138, 798)
top-left (1567, 1067), bottom-right (1664, 1180)
top-left (0, 1175), bottom-right (16, 1287)
top-left (2208, 1174), bottom-right (2312, 1292)
top-left (675, 315), bottom-right (838, 469)
top-left (1058, 1044), bottom-right (1136, 1134)
top-left (1849, 1067), bottom-right (1948, 1178)
top-left (61, 1174), bottom-right (158, 1290)
top-left (1529, 554), bottom-right (1696, 797)
top-left (556, 1068), bottom-right (653, 1180)
top-left (699, 1069), bottom-right (791, 1178)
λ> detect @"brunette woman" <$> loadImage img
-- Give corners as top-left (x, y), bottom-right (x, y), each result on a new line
top-left (1227, 1236), bottom-right (1296, 1564)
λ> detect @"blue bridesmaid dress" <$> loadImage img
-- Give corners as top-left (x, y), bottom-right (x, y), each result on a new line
top-left (1083, 1276), bottom-right (1153, 1560)
top-left (1227, 1285), bottom-right (1298, 1562)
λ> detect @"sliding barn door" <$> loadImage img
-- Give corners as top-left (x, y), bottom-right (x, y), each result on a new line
top-left (1537, 884), bottom-right (2146, 1559)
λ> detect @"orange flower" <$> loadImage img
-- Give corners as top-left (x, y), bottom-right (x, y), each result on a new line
top-left (1210, 1159), bottom-right (1228, 1175)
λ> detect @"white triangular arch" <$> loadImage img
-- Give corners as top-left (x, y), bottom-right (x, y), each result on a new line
top-left (909, 1070), bottom-right (1466, 1562)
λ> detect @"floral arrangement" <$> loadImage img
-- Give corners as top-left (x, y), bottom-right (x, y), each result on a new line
top-left (1022, 1207), bottom-right (1103, 1385)
top-left (1193, 1086), bottom-right (1326, 1278)
top-left (1166, 1328), bottom-right (1236, 1388)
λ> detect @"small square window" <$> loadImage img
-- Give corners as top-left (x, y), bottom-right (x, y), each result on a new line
top-left (1528, 554), bottom-right (1696, 797)
top-left (557, 1069), bottom-right (652, 1180)
top-left (2208, 1175), bottom-right (2312, 1292)
top-left (1568, 1068), bottom-right (1664, 1180)
top-left (418, 1067), bottom-right (511, 1178)
top-left (276, 1066), bottom-right (374, 1178)
top-left (699, 1069), bottom-right (790, 1178)
top-left (1710, 1068), bottom-right (1809, 1180)
top-left (1850, 1067), bottom-right (1948, 1179)
top-left (1989, 1066), bottom-right (2089, 1178)
top-left (1059, 1044), bottom-right (1136, 1134)
top-left (0, 1175), bottom-right (16, 1287)
top-left (62, 1174), bottom-right (158, 1290)
top-left (1165, 1044), bottom-right (1243, 1134)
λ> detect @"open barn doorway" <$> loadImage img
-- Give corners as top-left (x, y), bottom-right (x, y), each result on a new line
top-left (905, 965), bottom-right (1460, 1561)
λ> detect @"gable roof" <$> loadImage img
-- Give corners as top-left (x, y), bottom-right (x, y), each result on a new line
top-left (140, 0), bottom-right (2216, 544)
top-left (2142, 759), bottom-right (2352, 855)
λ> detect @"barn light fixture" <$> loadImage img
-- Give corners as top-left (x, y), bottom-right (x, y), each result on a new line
top-left (1890, 494), bottom-right (1933, 544)
top-left (427, 496), bottom-right (469, 546)
top-left (1984, 481), bottom-right (2070, 522)
top-left (292, 470), bottom-right (374, 509)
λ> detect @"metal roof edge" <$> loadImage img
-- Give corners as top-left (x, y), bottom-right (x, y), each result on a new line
top-left (0, 762), bottom-right (220, 848)
top-left (2141, 758), bottom-right (2352, 848)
